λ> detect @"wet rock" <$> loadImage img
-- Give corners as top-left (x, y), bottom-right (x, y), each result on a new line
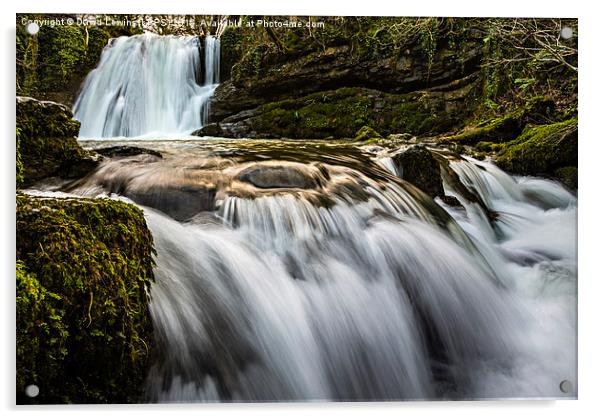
top-left (440, 195), bottom-right (462, 207)
top-left (94, 146), bottom-right (163, 159)
top-left (393, 145), bottom-right (444, 198)
top-left (238, 164), bottom-right (319, 189)
top-left (191, 123), bottom-right (225, 137)
top-left (127, 185), bottom-right (217, 221)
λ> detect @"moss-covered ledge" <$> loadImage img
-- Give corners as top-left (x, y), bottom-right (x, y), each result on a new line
top-left (16, 194), bottom-right (155, 404)
top-left (495, 118), bottom-right (577, 177)
top-left (16, 96), bottom-right (100, 187)
top-left (195, 84), bottom-right (476, 139)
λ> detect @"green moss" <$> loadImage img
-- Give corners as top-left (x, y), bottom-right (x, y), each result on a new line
top-left (447, 112), bottom-right (522, 144)
top-left (16, 194), bottom-right (155, 404)
top-left (220, 26), bottom-right (246, 80)
top-left (16, 97), bottom-right (98, 187)
top-left (252, 88), bottom-right (372, 138)
top-left (495, 118), bottom-right (577, 176)
top-left (389, 99), bottom-right (452, 135)
top-left (16, 260), bottom-right (68, 402)
top-left (249, 87), bottom-right (465, 139)
top-left (36, 26), bottom-right (87, 91)
top-left (355, 126), bottom-right (382, 141)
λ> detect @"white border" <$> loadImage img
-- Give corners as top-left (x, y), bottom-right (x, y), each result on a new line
top-left (2, 1), bottom-right (600, 418)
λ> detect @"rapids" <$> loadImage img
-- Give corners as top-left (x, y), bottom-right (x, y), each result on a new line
top-left (54, 140), bottom-right (577, 402)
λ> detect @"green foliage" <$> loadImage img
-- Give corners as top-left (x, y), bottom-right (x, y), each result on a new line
top-left (220, 25), bottom-right (246, 80)
top-left (231, 44), bottom-right (269, 82)
top-left (477, 18), bottom-right (577, 120)
top-left (16, 194), bottom-right (156, 403)
top-left (37, 26), bottom-right (87, 91)
top-left (16, 14), bottom-right (136, 100)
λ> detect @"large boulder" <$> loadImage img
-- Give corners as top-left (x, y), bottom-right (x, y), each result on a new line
top-left (16, 96), bottom-right (99, 187)
top-left (16, 194), bottom-right (155, 403)
top-left (393, 145), bottom-right (444, 198)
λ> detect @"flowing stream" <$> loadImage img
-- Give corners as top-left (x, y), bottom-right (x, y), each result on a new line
top-left (73, 34), bottom-right (220, 138)
top-left (60, 33), bottom-right (578, 402)
top-left (59, 139), bottom-right (577, 402)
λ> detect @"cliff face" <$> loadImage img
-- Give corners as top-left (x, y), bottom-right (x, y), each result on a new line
top-left (205, 20), bottom-right (484, 138)
top-left (210, 38), bottom-right (483, 121)
top-left (195, 17), bottom-right (577, 187)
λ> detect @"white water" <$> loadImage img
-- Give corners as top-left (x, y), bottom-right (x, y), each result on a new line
top-left (130, 154), bottom-right (577, 402)
top-left (73, 34), bottom-right (220, 138)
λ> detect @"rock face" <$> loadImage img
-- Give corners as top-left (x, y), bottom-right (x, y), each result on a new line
top-left (210, 40), bottom-right (483, 121)
top-left (16, 194), bottom-right (155, 404)
top-left (495, 118), bottom-right (577, 179)
top-left (393, 145), bottom-right (444, 198)
top-left (193, 82), bottom-right (477, 140)
top-left (195, 22), bottom-right (484, 140)
top-left (16, 96), bottom-right (99, 187)
top-left (93, 145), bottom-right (163, 159)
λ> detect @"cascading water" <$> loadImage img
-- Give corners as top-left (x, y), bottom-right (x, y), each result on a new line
top-left (73, 34), bottom-right (220, 138)
top-left (60, 141), bottom-right (576, 402)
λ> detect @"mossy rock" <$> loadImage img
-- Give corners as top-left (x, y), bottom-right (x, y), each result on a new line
top-left (16, 96), bottom-right (99, 187)
top-left (221, 86), bottom-right (471, 139)
top-left (446, 112), bottom-right (523, 145)
top-left (495, 118), bottom-right (577, 176)
top-left (446, 96), bottom-right (557, 145)
top-left (16, 194), bottom-right (155, 404)
top-left (355, 126), bottom-right (383, 141)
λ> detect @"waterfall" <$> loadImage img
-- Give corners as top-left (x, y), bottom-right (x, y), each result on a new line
top-left (63, 145), bottom-right (576, 401)
top-left (73, 34), bottom-right (220, 138)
